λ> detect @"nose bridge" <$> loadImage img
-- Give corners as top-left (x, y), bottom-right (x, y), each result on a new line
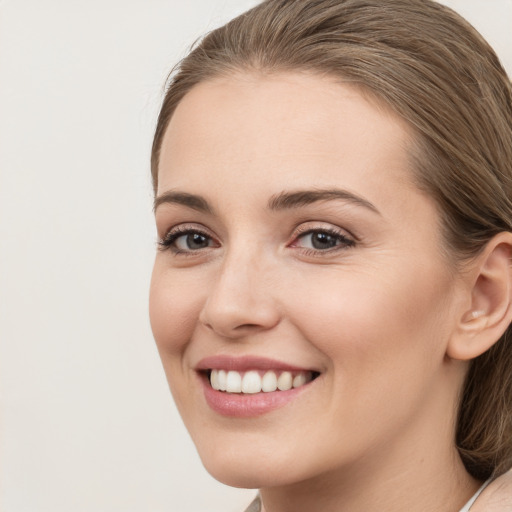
top-left (199, 241), bottom-right (279, 337)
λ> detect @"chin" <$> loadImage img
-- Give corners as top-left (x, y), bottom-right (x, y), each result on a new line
top-left (204, 465), bottom-right (266, 489)
top-left (194, 436), bottom-right (304, 489)
top-left (202, 459), bottom-right (293, 489)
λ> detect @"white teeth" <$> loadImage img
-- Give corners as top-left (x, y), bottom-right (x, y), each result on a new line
top-left (209, 369), bottom-right (314, 393)
top-left (293, 373), bottom-right (306, 388)
top-left (226, 371), bottom-right (242, 393)
top-left (261, 371), bottom-right (278, 392)
top-left (277, 371), bottom-right (293, 391)
top-left (241, 371), bottom-right (262, 394)
top-left (210, 369), bottom-right (220, 390)
top-left (218, 370), bottom-right (227, 391)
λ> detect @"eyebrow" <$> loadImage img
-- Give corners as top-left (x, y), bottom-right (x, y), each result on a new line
top-left (153, 191), bottom-right (213, 214)
top-left (154, 188), bottom-right (380, 215)
top-left (268, 188), bottom-right (381, 214)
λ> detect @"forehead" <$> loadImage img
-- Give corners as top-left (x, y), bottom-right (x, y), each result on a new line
top-left (158, 72), bottom-right (417, 204)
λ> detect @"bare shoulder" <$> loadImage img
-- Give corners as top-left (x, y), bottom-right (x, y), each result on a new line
top-left (471, 470), bottom-right (512, 512)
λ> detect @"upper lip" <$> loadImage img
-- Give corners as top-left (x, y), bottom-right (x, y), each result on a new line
top-left (195, 355), bottom-right (318, 373)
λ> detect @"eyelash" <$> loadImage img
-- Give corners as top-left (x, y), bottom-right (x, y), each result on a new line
top-left (289, 226), bottom-right (356, 255)
top-left (158, 225), bottom-right (356, 256)
top-left (158, 225), bottom-right (217, 255)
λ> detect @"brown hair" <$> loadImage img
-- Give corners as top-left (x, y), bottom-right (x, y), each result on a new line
top-left (151, 0), bottom-right (512, 480)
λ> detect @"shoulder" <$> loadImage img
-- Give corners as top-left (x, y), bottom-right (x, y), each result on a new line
top-left (471, 470), bottom-right (512, 512)
top-left (244, 494), bottom-right (262, 512)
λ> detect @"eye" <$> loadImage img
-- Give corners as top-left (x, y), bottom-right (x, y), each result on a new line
top-left (290, 227), bottom-right (355, 252)
top-left (159, 226), bottom-right (218, 254)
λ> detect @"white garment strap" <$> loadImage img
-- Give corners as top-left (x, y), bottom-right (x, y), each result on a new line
top-left (458, 478), bottom-right (492, 512)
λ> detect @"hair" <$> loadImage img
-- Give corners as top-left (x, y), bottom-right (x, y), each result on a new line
top-left (151, 0), bottom-right (512, 480)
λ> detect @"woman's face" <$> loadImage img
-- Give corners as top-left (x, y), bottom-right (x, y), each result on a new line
top-left (150, 73), bottom-right (466, 488)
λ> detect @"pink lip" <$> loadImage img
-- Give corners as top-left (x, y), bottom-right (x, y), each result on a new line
top-left (195, 356), bottom-right (318, 418)
top-left (195, 355), bottom-right (312, 372)
top-left (200, 374), bottom-right (310, 418)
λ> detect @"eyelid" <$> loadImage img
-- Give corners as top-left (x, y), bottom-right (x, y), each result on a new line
top-left (291, 221), bottom-right (356, 241)
top-left (158, 223), bottom-right (219, 253)
top-left (288, 222), bottom-right (357, 253)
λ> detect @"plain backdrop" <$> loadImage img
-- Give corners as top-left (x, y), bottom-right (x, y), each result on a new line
top-left (1, 1), bottom-right (511, 511)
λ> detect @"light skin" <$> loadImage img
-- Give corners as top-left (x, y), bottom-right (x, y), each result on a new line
top-left (150, 72), bottom-right (512, 512)
top-left (472, 470), bottom-right (512, 512)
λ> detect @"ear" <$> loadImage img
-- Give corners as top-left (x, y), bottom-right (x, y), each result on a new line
top-left (447, 232), bottom-right (512, 361)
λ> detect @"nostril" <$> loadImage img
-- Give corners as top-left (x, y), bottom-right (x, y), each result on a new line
top-left (199, 291), bottom-right (281, 338)
top-left (235, 323), bottom-right (262, 330)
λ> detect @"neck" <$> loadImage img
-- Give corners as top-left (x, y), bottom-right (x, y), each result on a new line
top-left (260, 450), bottom-right (479, 512)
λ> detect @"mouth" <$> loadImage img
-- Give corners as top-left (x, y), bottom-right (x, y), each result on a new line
top-left (196, 356), bottom-right (321, 417)
top-left (205, 369), bottom-right (320, 394)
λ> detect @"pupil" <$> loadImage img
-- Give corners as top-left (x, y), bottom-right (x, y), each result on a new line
top-left (187, 233), bottom-right (208, 249)
top-left (312, 232), bottom-right (337, 249)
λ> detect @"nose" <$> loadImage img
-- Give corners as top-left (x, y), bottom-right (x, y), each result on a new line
top-left (199, 250), bottom-right (281, 339)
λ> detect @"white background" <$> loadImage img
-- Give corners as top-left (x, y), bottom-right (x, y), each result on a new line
top-left (1, 1), bottom-right (511, 511)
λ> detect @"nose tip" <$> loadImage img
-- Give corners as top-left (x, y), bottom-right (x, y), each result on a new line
top-left (200, 307), bottom-right (280, 338)
top-left (198, 262), bottom-right (280, 339)
top-left (199, 294), bottom-right (281, 339)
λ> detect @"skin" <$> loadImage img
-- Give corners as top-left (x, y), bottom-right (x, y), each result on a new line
top-left (150, 72), bottom-right (483, 511)
top-left (472, 470), bottom-right (512, 512)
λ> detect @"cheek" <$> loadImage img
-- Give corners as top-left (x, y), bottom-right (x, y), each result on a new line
top-left (149, 261), bottom-right (204, 357)
top-left (287, 264), bottom-right (453, 372)
top-left (149, 261), bottom-right (208, 416)
top-left (282, 267), bottom-right (456, 448)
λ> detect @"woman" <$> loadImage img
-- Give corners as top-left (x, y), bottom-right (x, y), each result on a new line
top-left (149, 1), bottom-right (512, 510)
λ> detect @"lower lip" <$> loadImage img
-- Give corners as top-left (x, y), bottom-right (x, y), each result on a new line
top-left (200, 374), bottom-right (311, 418)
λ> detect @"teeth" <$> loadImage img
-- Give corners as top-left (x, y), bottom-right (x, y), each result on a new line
top-left (277, 371), bottom-right (293, 391)
top-left (292, 373), bottom-right (306, 388)
top-left (210, 370), bottom-right (220, 390)
top-left (261, 371), bottom-right (277, 392)
top-left (209, 369), bottom-right (314, 394)
top-left (241, 371), bottom-right (261, 394)
top-left (226, 371), bottom-right (242, 393)
top-left (218, 370), bottom-right (227, 391)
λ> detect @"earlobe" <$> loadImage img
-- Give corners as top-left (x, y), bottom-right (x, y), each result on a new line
top-left (447, 232), bottom-right (512, 361)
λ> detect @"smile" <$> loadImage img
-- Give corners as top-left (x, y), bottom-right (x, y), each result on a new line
top-left (209, 369), bottom-right (315, 394)
top-left (196, 356), bottom-right (321, 417)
